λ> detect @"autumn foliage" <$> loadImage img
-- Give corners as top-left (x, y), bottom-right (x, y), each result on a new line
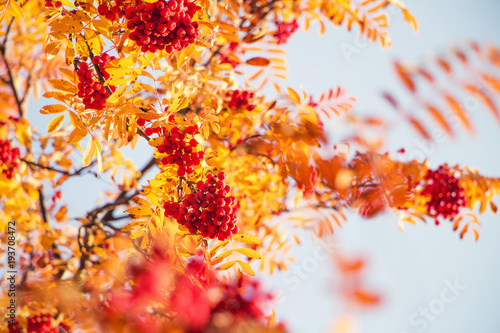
top-left (0, 0), bottom-right (499, 332)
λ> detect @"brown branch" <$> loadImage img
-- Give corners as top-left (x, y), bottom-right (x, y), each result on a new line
top-left (21, 158), bottom-right (96, 177)
top-left (0, 18), bottom-right (24, 118)
top-left (38, 189), bottom-right (50, 223)
top-left (89, 157), bottom-right (157, 223)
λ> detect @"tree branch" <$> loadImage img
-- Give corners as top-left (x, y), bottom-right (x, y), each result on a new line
top-left (88, 157), bottom-right (157, 223)
top-left (0, 18), bottom-right (24, 118)
top-left (21, 158), bottom-right (96, 177)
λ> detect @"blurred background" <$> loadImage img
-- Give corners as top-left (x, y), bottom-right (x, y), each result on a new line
top-left (264, 0), bottom-right (500, 332)
top-left (25, 0), bottom-right (500, 332)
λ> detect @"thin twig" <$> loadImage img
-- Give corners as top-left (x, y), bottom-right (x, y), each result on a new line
top-left (0, 18), bottom-right (24, 117)
top-left (22, 158), bottom-right (96, 177)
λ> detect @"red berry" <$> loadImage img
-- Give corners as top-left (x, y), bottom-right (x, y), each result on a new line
top-left (98, 4), bottom-right (109, 15)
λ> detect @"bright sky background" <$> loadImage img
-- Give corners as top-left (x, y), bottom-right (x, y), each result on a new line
top-left (24, 0), bottom-right (500, 332)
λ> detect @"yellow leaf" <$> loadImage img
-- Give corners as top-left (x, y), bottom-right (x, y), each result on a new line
top-left (65, 40), bottom-right (75, 66)
top-left (93, 246), bottom-right (107, 258)
top-left (68, 111), bottom-right (86, 129)
top-left (92, 19), bottom-right (113, 38)
top-left (287, 87), bottom-right (301, 104)
top-left (60, 0), bottom-right (75, 7)
top-left (47, 114), bottom-right (65, 132)
top-left (130, 229), bottom-right (146, 239)
top-left (149, 137), bottom-right (164, 147)
top-left (236, 248), bottom-right (261, 260)
top-left (209, 240), bottom-right (230, 257)
top-left (107, 83), bottom-right (127, 105)
top-left (68, 128), bottom-right (87, 143)
top-left (7, 0), bottom-right (23, 19)
top-left (49, 79), bottom-right (75, 93)
top-left (124, 207), bottom-right (153, 216)
top-left (106, 67), bottom-right (135, 78)
top-left (105, 76), bottom-right (131, 86)
top-left (82, 138), bottom-right (96, 167)
top-left (248, 69), bottom-right (264, 82)
top-left (210, 122), bottom-right (220, 134)
top-left (40, 104), bottom-right (67, 114)
top-left (93, 139), bottom-right (102, 175)
top-left (140, 232), bottom-right (149, 248)
top-left (211, 249), bottom-right (234, 266)
top-left (237, 260), bottom-right (255, 276)
top-left (216, 260), bottom-right (236, 271)
top-left (232, 233), bottom-right (261, 245)
top-left (479, 197), bottom-right (487, 214)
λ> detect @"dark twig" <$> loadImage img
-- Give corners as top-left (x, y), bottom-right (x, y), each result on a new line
top-left (0, 18), bottom-right (24, 118)
top-left (21, 158), bottom-right (96, 177)
top-left (89, 157), bottom-right (157, 223)
top-left (82, 35), bottom-right (150, 140)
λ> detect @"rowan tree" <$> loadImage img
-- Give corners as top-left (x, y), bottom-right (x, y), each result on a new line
top-left (0, 0), bottom-right (499, 332)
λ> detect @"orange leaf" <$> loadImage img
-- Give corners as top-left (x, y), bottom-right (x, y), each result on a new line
top-left (463, 84), bottom-right (500, 123)
top-left (408, 116), bottom-right (431, 139)
top-left (444, 95), bottom-right (473, 134)
top-left (40, 104), bottom-right (68, 115)
top-left (394, 62), bottom-right (415, 93)
top-left (426, 105), bottom-right (453, 136)
top-left (351, 290), bottom-right (381, 306)
top-left (246, 57), bottom-right (270, 66)
top-left (47, 114), bottom-right (65, 132)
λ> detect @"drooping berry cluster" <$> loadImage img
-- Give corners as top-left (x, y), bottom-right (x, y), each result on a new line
top-left (0, 139), bottom-right (20, 179)
top-left (125, 0), bottom-right (202, 53)
top-left (225, 90), bottom-right (255, 111)
top-left (137, 118), bottom-right (204, 177)
top-left (421, 166), bottom-right (467, 224)
top-left (218, 42), bottom-right (245, 68)
top-left (97, 0), bottom-right (125, 21)
top-left (273, 20), bottom-right (299, 44)
top-left (163, 172), bottom-right (239, 240)
top-left (45, 0), bottom-right (62, 7)
top-left (8, 314), bottom-right (71, 333)
top-left (76, 55), bottom-right (116, 110)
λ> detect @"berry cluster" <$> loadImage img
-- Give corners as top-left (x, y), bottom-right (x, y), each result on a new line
top-left (125, 0), bottom-right (201, 53)
top-left (52, 190), bottom-right (63, 203)
top-left (0, 139), bottom-right (20, 179)
top-left (218, 42), bottom-right (244, 68)
top-left (76, 55), bottom-right (117, 110)
top-left (225, 90), bottom-right (255, 111)
top-left (273, 20), bottom-right (299, 44)
top-left (421, 166), bottom-right (467, 224)
top-left (163, 172), bottom-right (239, 240)
top-left (45, 0), bottom-right (62, 7)
top-left (136, 118), bottom-right (204, 177)
top-left (8, 314), bottom-right (71, 333)
top-left (97, 0), bottom-right (125, 21)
